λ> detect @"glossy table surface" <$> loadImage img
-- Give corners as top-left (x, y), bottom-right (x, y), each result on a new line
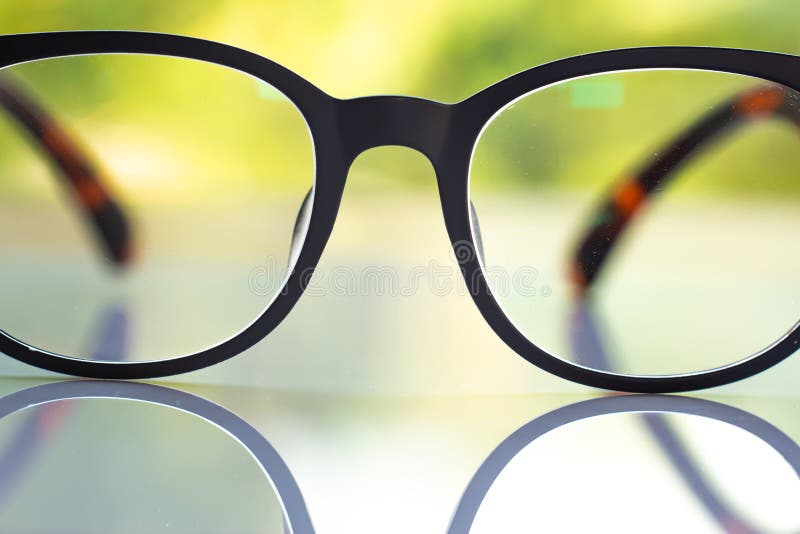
top-left (0, 378), bottom-right (797, 533)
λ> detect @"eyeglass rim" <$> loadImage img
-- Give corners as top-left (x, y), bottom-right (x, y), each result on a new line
top-left (0, 31), bottom-right (797, 392)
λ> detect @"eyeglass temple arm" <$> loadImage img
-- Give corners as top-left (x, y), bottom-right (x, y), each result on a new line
top-left (570, 84), bottom-right (800, 290)
top-left (0, 74), bottom-right (132, 266)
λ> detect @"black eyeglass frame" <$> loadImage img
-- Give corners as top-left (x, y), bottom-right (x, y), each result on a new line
top-left (1, 31), bottom-right (798, 393)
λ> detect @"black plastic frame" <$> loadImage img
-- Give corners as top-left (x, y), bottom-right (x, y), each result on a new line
top-left (1, 31), bottom-right (798, 392)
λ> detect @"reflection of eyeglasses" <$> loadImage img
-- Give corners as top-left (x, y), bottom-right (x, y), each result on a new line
top-left (449, 394), bottom-right (800, 533)
top-left (1, 31), bottom-right (798, 392)
top-left (0, 379), bottom-right (314, 533)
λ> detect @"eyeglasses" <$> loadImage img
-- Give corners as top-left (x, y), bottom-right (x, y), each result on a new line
top-left (0, 31), bottom-right (798, 392)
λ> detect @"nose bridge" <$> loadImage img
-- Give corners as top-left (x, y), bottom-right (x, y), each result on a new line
top-left (337, 96), bottom-right (453, 163)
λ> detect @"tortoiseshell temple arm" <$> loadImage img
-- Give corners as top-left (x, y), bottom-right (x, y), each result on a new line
top-left (570, 84), bottom-right (800, 290)
top-left (0, 75), bottom-right (132, 266)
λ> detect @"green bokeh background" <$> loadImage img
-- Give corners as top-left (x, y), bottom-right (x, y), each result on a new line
top-left (3, 0), bottom-right (798, 98)
top-left (1, 0), bottom-right (799, 193)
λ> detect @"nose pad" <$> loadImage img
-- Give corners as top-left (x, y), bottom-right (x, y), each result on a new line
top-left (288, 188), bottom-right (313, 268)
top-left (469, 200), bottom-right (486, 266)
top-left (287, 190), bottom-right (485, 269)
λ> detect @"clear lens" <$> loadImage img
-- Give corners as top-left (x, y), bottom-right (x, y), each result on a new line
top-left (0, 55), bottom-right (314, 361)
top-left (470, 70), bottom-right (800, 376)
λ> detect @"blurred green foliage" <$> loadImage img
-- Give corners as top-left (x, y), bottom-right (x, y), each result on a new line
top-left (2, 0), bottom-right (799, 99)
top-left (0, 0), bottom-right (798, 197)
